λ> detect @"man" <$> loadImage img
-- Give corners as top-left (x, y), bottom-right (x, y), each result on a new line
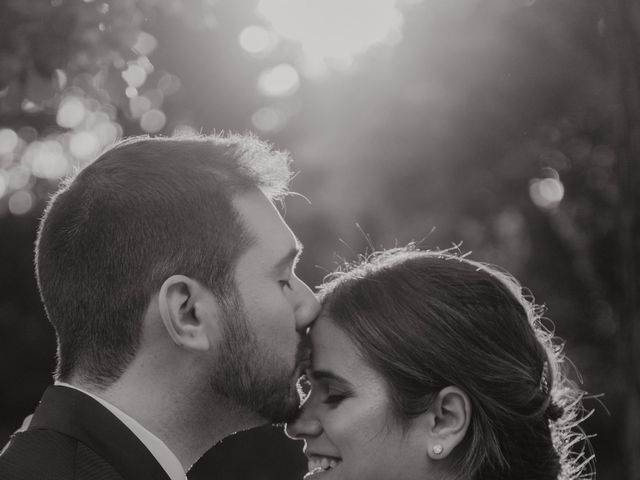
top-left (0, 134), bottom-right (320, 479)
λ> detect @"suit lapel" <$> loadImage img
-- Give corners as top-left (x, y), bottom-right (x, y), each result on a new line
top-left (29, 386), bottom-right (172, 480)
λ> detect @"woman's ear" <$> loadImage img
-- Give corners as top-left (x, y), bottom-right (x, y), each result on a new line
top-left (424, 386), bottom-right (472, 460)
top-left (157, 274), bottom-right (216, 351)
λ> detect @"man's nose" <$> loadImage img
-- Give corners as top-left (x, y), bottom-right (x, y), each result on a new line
top-left (285, 414), bottom-right (322, 440)
top-left (294, 277), bottom-right (321, 331)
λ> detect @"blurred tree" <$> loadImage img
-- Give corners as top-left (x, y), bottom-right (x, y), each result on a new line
top-left (604, 0), bottom-right (640, 476)
top-left (0, 0), bottom-right (193, 216)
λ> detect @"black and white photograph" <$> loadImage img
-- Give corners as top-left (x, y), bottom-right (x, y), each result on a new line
top-left (0, 1), bottom-right (638, 479)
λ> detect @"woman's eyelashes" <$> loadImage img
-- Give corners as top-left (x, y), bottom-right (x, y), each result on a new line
top-left (304, 372), bottom-right (354, 407)
top-left (322, 387), bottom-right (351, 407)
top-left (323, 394), bottom-right (346, 406)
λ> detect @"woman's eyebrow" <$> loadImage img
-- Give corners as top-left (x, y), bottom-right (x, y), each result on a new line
top-left (309, 369), bottom-right (352, 387)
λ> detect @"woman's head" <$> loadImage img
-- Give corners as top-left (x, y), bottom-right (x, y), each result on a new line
top-left (286, 247), bottom-right (589, 480)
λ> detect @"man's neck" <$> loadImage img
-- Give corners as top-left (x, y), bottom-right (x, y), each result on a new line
top-left (69, 373), bottom-right (266, 470)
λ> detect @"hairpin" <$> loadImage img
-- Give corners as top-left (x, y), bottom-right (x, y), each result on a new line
top-left (539, 360), bottom-right (550, 395)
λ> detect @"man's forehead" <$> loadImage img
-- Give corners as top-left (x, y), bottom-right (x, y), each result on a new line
top-left (233, 192), bottom-right (301, 258)
top-left (234, 192), bottom-right (287, 230)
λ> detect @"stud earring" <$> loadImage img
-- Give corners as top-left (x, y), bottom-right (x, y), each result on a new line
top-left (432, 444), bottom-right (444, 455)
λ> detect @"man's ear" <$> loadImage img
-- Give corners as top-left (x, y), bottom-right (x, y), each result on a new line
top-left (423, 386), bottom-right (472, 460)
top-left (157, 275), bottom-right (216, 351)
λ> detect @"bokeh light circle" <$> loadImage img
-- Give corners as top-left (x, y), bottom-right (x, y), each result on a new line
top-left (57, 97), bottom-right (86, 129)
top-left (0, 129), bottom-right (19, 155)
top-left (133, 31), bottom-right (158, 56)
top-left (122, 64), bottom-right (147, 89)
top-left (140, 109), bottom-right (167, 133)
top-left (258, 64), bottom-right (300, 96)
top-left (9, 166), bottom-right (30, 190)
top-left (8, 190), bottom-right (34, 215)
top-left (529, 177), bottom-right (565, 209)
top-left (252, 106), bottom-right (286, 132)
top-left (239, 25), bottom-right (277, 55)
top-left (70, 131), bottom-right (101, 161)
top-left (26, 140), bottom-right (69, 179)
top-left (0, 174), bottom-right (7, 199)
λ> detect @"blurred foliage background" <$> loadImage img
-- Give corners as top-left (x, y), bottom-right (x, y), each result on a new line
top-left (0, 0), bottom-right (638, 478)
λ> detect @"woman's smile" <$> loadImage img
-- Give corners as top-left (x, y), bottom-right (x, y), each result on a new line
top-left (287, 316), bottom-right (431, 480)
top-left (304, 455), bottom-right (342, 478)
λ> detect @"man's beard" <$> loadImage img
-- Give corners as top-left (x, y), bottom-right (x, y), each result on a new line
top-left (208, 288), bottom-right (310, 424)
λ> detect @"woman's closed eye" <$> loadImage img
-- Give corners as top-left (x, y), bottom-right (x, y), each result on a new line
top-left (304, 370), bottom-right (354, 408)
top-left (322, 389), bottom-right (351, 407)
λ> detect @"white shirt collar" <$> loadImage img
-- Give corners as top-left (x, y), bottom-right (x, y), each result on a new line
top-left (55, 382), bottom-right (187, 480)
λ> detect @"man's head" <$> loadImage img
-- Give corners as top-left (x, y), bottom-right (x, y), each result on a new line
top-left (35, 134), bottom-right (319, 421)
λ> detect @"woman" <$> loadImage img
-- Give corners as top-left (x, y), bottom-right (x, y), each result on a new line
top-left (286, 247), bottom-right (591, 480)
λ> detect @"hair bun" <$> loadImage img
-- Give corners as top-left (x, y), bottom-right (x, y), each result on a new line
top-left (545, 401), bottom-right (564, 422)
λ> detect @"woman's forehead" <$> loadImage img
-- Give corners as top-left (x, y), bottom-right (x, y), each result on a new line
top-left (310, 315), bottom-right (378, 382)
top-left (310, 315), bottom-right (350, 348)
top-left (308, 317), bottom-right (394, 412)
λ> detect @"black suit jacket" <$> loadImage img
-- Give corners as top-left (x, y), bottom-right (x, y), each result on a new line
top-left (0, 386), bottom-right (173, 480)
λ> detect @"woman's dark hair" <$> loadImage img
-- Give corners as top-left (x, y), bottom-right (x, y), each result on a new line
top-left (319, 247), bottom-right (592, 480)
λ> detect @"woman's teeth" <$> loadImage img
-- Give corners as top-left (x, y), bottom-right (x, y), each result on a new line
top-left (305, 457), bottom-right (340, 477)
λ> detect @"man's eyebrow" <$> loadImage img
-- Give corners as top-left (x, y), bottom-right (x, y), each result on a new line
top-left (274, 238), bottom-right (304, 271)
top-left (308, 369), bottom-right (351, 386)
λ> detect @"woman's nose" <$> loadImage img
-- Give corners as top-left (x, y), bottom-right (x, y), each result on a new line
top-left (285, 414), bottom-right (322, 440)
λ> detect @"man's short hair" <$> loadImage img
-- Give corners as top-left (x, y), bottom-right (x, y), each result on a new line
top-left (35, 134), bottom-right (292, 387)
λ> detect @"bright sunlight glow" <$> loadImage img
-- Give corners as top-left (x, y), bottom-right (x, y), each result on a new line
top-left (256, 0), bottom-right (403, 68)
